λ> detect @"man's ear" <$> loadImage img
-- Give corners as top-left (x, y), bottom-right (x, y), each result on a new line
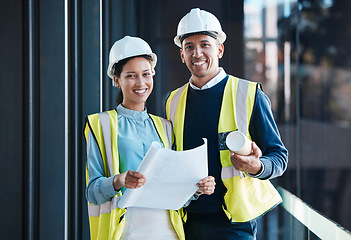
top-left (180, 48), bottom-right (185, 63)
top-left (218, 43), bottom-right (224, 59)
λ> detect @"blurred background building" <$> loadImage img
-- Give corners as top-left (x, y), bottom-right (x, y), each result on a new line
top-left (1, 0), bottom-right (351, 239)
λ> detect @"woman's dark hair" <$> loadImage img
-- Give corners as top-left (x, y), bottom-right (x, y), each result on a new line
top-left (113, 54), bottom-right (154, 106)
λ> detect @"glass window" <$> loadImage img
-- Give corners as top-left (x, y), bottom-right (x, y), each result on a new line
top-left (243, 0), bottom-right (351, 236)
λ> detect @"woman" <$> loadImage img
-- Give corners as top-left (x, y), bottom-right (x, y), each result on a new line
top-left (84, 36), bottom-right (215, 240)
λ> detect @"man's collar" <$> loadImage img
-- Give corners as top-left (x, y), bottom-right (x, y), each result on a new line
top-left (189, 68), bottom-right (227, 90)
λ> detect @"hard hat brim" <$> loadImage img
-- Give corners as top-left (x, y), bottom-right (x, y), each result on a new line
top-left (174, 31), bottom-right (226, 48)
top-left (107, 53), bottom-right (157, 79)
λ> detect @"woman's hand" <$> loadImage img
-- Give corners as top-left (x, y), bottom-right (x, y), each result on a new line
top-left (196, 176), bottom-right (216, 195)
top-left (113, 170), bottom-right (146, 190)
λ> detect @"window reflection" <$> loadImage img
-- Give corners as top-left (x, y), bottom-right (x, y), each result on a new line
top-left (244, 0), bottom-right (351, 235)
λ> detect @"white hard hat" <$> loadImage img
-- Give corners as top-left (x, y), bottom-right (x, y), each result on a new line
top-left (174, 8), bottom-right (226, 48)
top-left (107, 36), bottom-right (157, 80)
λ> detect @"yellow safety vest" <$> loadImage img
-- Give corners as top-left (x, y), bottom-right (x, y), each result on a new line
top-left (166, 75), bottom-right (282, 223)
top-left (84, 109), bottom-right (185, 240)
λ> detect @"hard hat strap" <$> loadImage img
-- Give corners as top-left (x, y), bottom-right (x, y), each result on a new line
top-left (179, 31), bottom-right (218, 45)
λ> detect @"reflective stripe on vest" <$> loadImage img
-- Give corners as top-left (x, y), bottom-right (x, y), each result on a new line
top-left (99, 112), bottom-right (114, 177)
top-left (166, 75), bottom-right (282, 223)
top-left (84, 110), bottom-right (184, 240)
top-left (235, 79), bottom-right (249, 135)
top-left (168, 84), bottom-right (188, 126)
top-left (88, 196), bottom-right (120, 217)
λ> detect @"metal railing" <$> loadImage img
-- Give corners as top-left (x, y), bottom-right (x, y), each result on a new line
top-left (278, 187), bottom-right (351, 240)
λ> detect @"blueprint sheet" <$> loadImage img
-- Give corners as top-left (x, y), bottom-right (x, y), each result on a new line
top-left (118, 139), bottom-right (208, 210)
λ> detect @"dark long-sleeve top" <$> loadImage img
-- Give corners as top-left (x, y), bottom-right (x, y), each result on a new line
top-left (182, 69), bottom-right (288, 214)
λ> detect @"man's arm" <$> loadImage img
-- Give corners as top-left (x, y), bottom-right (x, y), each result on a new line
top-left (247, 88), bottom-right (288, 180)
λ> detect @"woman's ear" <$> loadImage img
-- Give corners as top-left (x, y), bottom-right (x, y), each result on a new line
top-left (114, 76), bottom-right (120, 88)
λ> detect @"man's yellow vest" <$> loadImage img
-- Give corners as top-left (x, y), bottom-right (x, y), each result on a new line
top-left (166, 75), bottom-right (282, 223)
top-left (84, 109), bottom-right (184, 240)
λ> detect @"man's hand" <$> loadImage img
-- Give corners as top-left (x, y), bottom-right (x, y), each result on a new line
top-left (230, 142), bottom-right (262, 175)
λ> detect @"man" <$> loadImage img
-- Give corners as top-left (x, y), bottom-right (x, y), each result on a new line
top-left (166, 8), bottom-right (288, 240)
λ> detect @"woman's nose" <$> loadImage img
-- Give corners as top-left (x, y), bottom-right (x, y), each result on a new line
top-left (134, 76), bottom-right (143, 86)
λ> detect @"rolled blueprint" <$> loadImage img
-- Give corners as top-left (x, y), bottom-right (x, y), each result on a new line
top-left (226, 131), bottom-right (252, 156)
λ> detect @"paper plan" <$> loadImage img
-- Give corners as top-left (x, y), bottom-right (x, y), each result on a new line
top-left (118, 139), bottom-right (208, 210)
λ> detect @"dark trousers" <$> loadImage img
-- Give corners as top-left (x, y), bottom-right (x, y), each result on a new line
top-left (184, 212), bottom-right (257, 240)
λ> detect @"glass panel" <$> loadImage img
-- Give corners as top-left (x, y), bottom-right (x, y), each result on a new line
top-left (298, 0), bottom-right (351, 232)
top-left (244, 0), bottom-right (351, 234)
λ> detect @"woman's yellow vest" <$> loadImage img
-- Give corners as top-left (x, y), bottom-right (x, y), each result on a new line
top-left (84, 109), bottom-right (184, 240)
top-left (165, 75), bottom-right (282, 223)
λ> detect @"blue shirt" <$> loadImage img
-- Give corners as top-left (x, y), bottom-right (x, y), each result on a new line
top-left (85, 104), bottom-right (163, 205)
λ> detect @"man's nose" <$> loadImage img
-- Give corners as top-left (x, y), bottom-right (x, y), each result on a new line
top-left (193, 46), bottom-right (203, 58)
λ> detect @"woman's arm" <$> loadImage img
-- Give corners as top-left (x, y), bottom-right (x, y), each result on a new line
top-left (85, 132), bottom-right (120, 205)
